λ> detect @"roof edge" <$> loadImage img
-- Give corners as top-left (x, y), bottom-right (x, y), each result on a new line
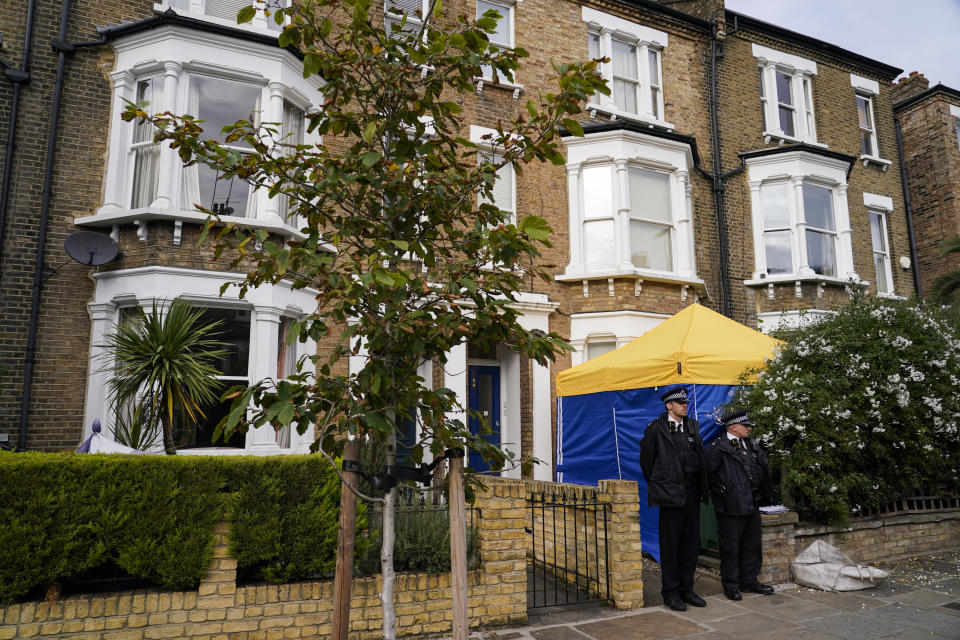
top-left (892, 83), bottom-right (960, 112)
top-left (739, 143), bottom-right (857, 168)
top-left (561, 120), bottom-right (702, 167)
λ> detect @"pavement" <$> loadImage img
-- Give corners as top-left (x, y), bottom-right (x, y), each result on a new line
top-left (464, 549), bottom-right (960, 640)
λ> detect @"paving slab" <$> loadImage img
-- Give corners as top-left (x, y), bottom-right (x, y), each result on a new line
top-left (729, 591), bottom-right (841, 622)
top-left (529, 626), bottom-right (593, 640)
top-left (929, 578), bottom-right (960, 596)
top-left (575, 611), bottom-right (705, 640)
top-left (802, 611), bottom-right (908, 639)
top-left (706, 611), bottom-right (802, 637)
top-left (671, 599), bottom-right (750, 623)
top-left (858, 603), bottom-right (960, 638)
top-left (887, 631), bottom-right (956, 640)
top-left (785, 586), bottom-right (888, 611)
top-left (891, 588), bottom-right (960, 609)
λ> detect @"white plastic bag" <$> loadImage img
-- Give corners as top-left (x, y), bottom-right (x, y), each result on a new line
top-left (791, 539), bottom-right (889, 591)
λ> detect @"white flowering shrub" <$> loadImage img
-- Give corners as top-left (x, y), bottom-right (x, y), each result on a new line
top-left (733, 295), bottom-right (960, 525)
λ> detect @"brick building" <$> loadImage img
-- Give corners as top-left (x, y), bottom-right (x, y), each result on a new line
top-left (891, 72), bottom-right (960, 298)
top-left (0, 0), bottom-right (919, 477)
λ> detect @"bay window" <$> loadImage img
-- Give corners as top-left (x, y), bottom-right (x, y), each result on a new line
top-left (583, 7), bottom-right (669, 127)
top-left (745, 149), bottom-right (856, 283)
top-left (131, 77), bottom-right (162, 209)
top-left (754, 44), bottom-right (818, 144)
top-left (561, 125), bottom-right (698, 284)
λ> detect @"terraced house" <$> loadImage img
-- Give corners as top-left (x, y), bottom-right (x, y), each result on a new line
top-left (0, 0), bottom-right (920, 476)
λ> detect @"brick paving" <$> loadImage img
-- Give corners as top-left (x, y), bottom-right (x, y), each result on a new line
top-left (464, 549), bottom-right (960, 640)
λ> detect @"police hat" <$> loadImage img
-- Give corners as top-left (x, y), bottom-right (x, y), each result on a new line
top-left (660, 386), bottom-right (688, 404)
top-left (720, 410), bottom-right (753, 428)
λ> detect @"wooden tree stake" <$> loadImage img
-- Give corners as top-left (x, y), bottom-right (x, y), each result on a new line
top-left (448, 448), bottom-right (468, 640)
top-left (332, 438), bottom-right (361, 640)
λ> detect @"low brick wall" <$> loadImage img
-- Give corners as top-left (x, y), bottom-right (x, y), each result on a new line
top-left (0, 477), bottom-right (644, 639)
top-left (758, 508), bottom-right (960, 584)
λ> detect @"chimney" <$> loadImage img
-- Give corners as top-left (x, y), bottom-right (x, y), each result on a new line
top-left (892, 71), bottom-right (930, 104)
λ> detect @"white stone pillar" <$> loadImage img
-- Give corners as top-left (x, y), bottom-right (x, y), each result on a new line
top-left (791, 73), bottom-right (809, 141)
top-left (600, 28), bottom-right (614, 111)
top-left (83, 302), bottom-right (118, 440)
top-left (446, 342), bottom-right (468, 435)
top-left (100, 70), bottom-right (135, 214)
top-left (762, 65), bottom-right (780, 135)
top-left (675, 170), bottom-right (693, 277)
top-left (258, 82), bottom-right (286, 222)
top-left (564, 165), bottom-right (584, 275)
top-left (248, 305), bottom-right (284, 451)
top-left (834, 184), bottom-right (856, 280)
top-left (748, 180), bottom-right (766, 278)
top-left (638, 43), bottom-right (653, 119)
top-left (152, 61), bottom-right (183, 210)
top-left (499, 349), bottom-right (522, 479)
top-left (614, 158), bottom-right (631, 271)
top-left (531, 358), bottom-right (552, 481)
top-left (790, 176), bottom-right (813, 275)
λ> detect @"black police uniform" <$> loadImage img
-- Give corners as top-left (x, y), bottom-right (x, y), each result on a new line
top-left (639, 389), bottom-right (705, 604)
top-left (705, 416), bottom-right (774, 597)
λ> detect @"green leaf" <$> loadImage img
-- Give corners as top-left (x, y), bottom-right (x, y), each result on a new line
top-left (562, 118), bottom-right (584, 137)
top-left (363, 122), bottom-right (377, 144)
top-left (303, 53), bottom-right (322, 77)
top-left (237, 5), bottom-right (257, 24)
top-left (518, 215), bottom-right (552, 241)
top-left (361, 151), bottom-right (381, 167)
top-left (391, 240), bottom-right (409, 252)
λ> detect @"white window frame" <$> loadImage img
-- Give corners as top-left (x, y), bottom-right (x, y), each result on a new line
top-left (385, 0), bottom-right (429, 37)
top-left (753, 44), bottom-right (819, 145)
top-left (583, 7), bottom-right (671, 130)
top-left (471, 125), bottom-right (517, 224)
top-left (863, 192), bottom-right (896, 297)
top-left (155, 0), bottom-right (290, 35)
top-left (745, 150), bottom-right (857, 285)
top-left (476, 0), bottom-right (517, 84)
top-left (559, 128), bottom-right (700, 287)
top-left (850, 74), bottom-right (892, 169)
top-left (81, 25), bottom-right (321, 240)
top-left (82, 266), bottom-right (317, 455)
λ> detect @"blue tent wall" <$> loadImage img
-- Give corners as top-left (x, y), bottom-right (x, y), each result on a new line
top-left (556, 384), bottom-right (738, 561)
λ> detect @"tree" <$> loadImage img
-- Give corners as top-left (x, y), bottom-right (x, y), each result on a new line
top-left (101, 301), bottom-right (228, 455)
top-left (730, 294), bottom-right (960, 525)
top-left (930, 235), bottom-right (960, 306)
top-left (124, 0), bottom-right (605, 634)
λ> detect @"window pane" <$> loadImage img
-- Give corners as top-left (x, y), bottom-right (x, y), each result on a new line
top-left (856, 96), bottom-right (872, 129)
top-left (134, 79), bottom-right (156, 144)
top-left (805, 229), bottom-right (837, 276)
top-left (870, 211), bottom-right (887, 253)
top-left (195, 307), bottom-right (251, 377)
top-left (477, 0), bottom-right (510, 46)
top-left (582, 165), bottom-right (612, 219)
top-left (588, 33), bottom-right (600, 60)
top-left (764, 229), bottom-right (792, 274)
top-left (630, 220), bottom-right (672, 270)
top-left (612, 40), bottom-right (638, 79)
top-left (584, 219), bottom-right (616, 271)
top-left (874, 253), bottom-right (890, 293)
top-left (613, 79), bottom-right (637, 113)
top-left (479, 155), bottom-right (514, 214)
top-left (628, 167), bottom-right (670, 222)
top-left (775, 71), bottom-right (792, 106)
top-left (198, 164), bottom-right (252, 217)
top-left (586, 340), bottom-right (616, 361)
top-left (194, 76), bottom-right (262, 145)
top-left (131, 145), bottom-right (160, 208)
top-left (651, 87), bottom-right (660, 119)
top-left (802, 183), bottom-right (835, 231)
top-left (778, 106), bottom-right (795, 136)
top-left (760, 183), bottom-right (790, 229)
top-left (205, 0), bottom-right (251, 21)
top-left (861, 130), bottom-right (874, 156)
top-left (648, 50), bottom-right (659, 84)
top-left (759, 68), bottom-right (767, 130)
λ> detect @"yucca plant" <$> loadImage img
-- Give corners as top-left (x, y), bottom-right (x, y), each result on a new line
top-left (101, 301), bottom-right (228, 455)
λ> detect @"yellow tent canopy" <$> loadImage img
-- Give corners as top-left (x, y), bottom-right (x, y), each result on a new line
top-left (557, 304), bottom-right (783, 397)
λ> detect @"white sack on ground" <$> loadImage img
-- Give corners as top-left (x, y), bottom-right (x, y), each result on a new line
top-left (791, 539), bottom-right (889, 591)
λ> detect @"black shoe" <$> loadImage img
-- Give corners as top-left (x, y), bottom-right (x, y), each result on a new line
top-left (680, 591), bottom-right (707, 607)
top-left (724, 589), bottom-right (742, 601)
top-left (741, 582), bottom-right (775, 595)
top-left (663, 594), bottom-right (688, 611)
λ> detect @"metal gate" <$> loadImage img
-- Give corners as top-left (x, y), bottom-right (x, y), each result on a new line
top-left (526, 490), bottom-right (610, 609)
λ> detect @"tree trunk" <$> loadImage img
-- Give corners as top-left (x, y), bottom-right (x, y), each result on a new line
top-left (448, 448), bottom-right (468, 639)
top-left (160, 411), bottom-right (176, 455)
top-left (332, 438), bottom-right (361, 640)
top-left (380, 484), bottom-right (397, 639)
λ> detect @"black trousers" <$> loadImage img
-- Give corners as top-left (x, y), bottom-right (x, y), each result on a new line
top-left (716, 510), bottom-right (762, 592)
top-left (658, 484), bottom-right (700, 597)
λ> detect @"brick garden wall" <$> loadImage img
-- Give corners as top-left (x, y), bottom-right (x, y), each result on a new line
top-left (0, 477), bottom-right (644, 639)
top-left (758, 508), bottom-right (960, 585)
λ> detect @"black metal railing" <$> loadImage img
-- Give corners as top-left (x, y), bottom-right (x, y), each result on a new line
top-left (526, 490), bottom-right (609, 610)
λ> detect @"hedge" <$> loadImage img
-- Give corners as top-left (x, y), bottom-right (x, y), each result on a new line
top-left (0, 452), bottom-right (366, 604)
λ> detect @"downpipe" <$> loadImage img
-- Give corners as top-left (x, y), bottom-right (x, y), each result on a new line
top-left (893, 115), bottom-right (922, 298)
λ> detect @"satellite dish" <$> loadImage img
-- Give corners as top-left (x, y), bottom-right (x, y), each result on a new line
top-left (64, 231), bottom-right (119, 266)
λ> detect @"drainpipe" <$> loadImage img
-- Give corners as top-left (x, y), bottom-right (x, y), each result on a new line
top-left (893, 115), bottom-right (922, 298)
top-left (0, 0), bottom-right (37, 268)
top-left (17, 0), bottom-right (106, 451)
top-left (706, 21), bottom-right (733, 318)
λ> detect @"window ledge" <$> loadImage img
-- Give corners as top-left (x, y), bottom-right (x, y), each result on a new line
top-left (475, 76), bottom-right (524, 98)
top-left (762, 130), bottom-right (826, 148)
top-left (557, 269), bottom-right (703, 287)
top-left (76, 207), bottom-right (309, 241)
top-left (743, 273), bottom-right (859, 287)
top-left (586, 102), bottom-right (675, 132)
top-left (877, 291), bottom-right (906, 300)
top-left (860, 154), bottom-right (892, 170)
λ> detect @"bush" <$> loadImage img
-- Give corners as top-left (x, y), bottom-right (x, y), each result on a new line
top-left (732, 295), bottom-right (960, 525)
top-left (0, 453), bottom-right (367, 603)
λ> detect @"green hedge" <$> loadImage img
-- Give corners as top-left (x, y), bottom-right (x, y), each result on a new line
top-left (0, 453), bottom-right (367, 604)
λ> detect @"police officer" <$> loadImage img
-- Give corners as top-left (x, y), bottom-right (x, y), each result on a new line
top-left (705, 410), bottom-right (775, 600)
top-left (639, 386), bottom-right (707, 611)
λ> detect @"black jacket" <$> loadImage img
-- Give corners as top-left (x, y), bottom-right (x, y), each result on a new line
top-left (639, 413), bottom-right (706, 507)
top-left (704, 435), bottom-right (774, 516)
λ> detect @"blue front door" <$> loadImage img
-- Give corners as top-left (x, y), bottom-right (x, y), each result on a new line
top-left (468, 365), bottom-right (501, 472)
